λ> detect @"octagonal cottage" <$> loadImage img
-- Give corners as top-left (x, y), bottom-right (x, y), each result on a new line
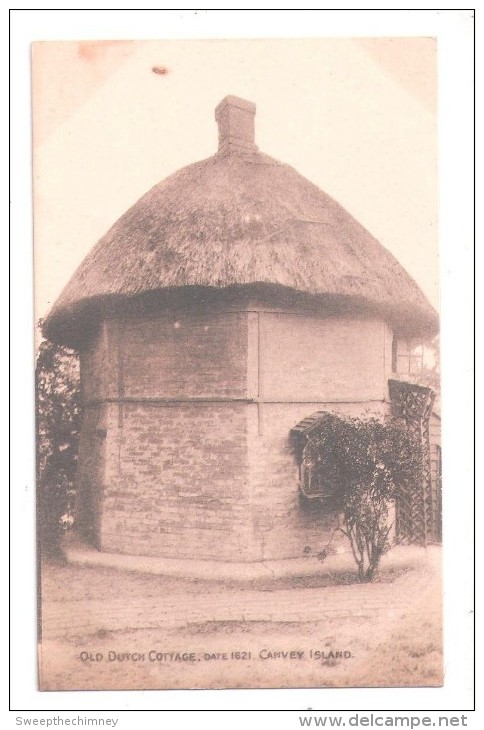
top-left (45, 96), bottom-right (440, 563)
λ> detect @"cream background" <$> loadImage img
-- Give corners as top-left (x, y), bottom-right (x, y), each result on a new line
top-left (32, 37), bottom-right (438, 318)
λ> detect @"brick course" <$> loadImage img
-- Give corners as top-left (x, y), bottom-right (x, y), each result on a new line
top-left (77, 302), bottom-right (396, 561)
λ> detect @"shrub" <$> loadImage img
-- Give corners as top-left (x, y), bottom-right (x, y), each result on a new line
top-left (304, 414), bottom-right (421, 581)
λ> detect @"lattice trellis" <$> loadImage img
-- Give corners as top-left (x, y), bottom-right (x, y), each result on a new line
top-left (388, 379), bottom-right (437, 545)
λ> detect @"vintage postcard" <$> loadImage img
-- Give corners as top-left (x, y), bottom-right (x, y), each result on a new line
top-left (33, 37), bottom-right (443, 692)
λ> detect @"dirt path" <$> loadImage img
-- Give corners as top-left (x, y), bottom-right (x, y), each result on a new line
top-left (39, 548), bottom-right (442, 690)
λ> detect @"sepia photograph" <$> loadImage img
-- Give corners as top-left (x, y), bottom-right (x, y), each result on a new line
top-left (32, 35), bottom-right (444, 693)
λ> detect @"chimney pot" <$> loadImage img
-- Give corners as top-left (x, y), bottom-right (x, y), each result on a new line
top-left (215, 95), bottom-right (258, 155)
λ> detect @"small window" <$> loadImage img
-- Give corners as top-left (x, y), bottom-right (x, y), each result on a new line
top-left (301, 448), bottom-right (321, 499)
top-left (299, 439), bottom-right (338, 509)
top-left (392, 336), bottom-right (424, 376)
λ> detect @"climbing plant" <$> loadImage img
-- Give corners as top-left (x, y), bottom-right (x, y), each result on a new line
top-left (36, 327), bottom-right (81, 556)
top-left (305, 414), bottom-right (421, 582)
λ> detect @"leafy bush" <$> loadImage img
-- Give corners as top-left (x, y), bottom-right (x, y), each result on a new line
top-left (36, 332), bottom-right (81, 556)
top-left (305, 414), bottom-right (421, 581)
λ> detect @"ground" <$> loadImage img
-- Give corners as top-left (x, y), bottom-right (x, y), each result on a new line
top-left (39, 546), bottom-right (442, 691)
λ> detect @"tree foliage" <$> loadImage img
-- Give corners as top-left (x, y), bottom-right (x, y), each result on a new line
top-left (36, 330), bottom-right (81, 556)
top-left (306, 414), bottom-right (421, 581)
top-left (420, 335), bottom-right (440, 392)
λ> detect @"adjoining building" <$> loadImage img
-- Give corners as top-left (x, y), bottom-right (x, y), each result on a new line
top-left (45, 96), bottom-right (440, 564)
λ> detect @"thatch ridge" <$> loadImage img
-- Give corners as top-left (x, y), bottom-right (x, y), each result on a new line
top-left (44, 149), bottom-right (438, 343)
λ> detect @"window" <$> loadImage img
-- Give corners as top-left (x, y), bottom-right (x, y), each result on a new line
top-left (299, 438), bottom-right (337, 508)
top-left (392, 337), bottom-right (424, 375)
top-left (300, 445), bottom-right (321, 499)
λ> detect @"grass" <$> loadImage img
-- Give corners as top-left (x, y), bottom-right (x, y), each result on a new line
top-left (38, 548), bottom-right (442, 691)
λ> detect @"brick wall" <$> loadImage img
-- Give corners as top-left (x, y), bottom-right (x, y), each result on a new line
top-left (78, 303), bottom-right (393, 561)
top-left (247, 401), bottom-right (390, 561)
top-left (99, 402), bottom-right (254, 560)
top-left (258, 313), bottom-right (389, 402)
top-left (76, 404), bottom-right (107, 548)
top-left (79, 326), bottom-right (107, 402)
top-left (121, 312), bottom-right (248, 399)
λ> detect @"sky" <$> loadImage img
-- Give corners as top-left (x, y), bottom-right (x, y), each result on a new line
top-left (32, 37), bottom-right (439, 318)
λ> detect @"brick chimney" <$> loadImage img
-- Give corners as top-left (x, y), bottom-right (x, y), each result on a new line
top-left (215, 96), bottom-right (258, 155)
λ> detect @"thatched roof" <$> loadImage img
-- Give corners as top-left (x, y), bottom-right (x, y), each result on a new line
top-left (45, 96), bottom-right (438, 345)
